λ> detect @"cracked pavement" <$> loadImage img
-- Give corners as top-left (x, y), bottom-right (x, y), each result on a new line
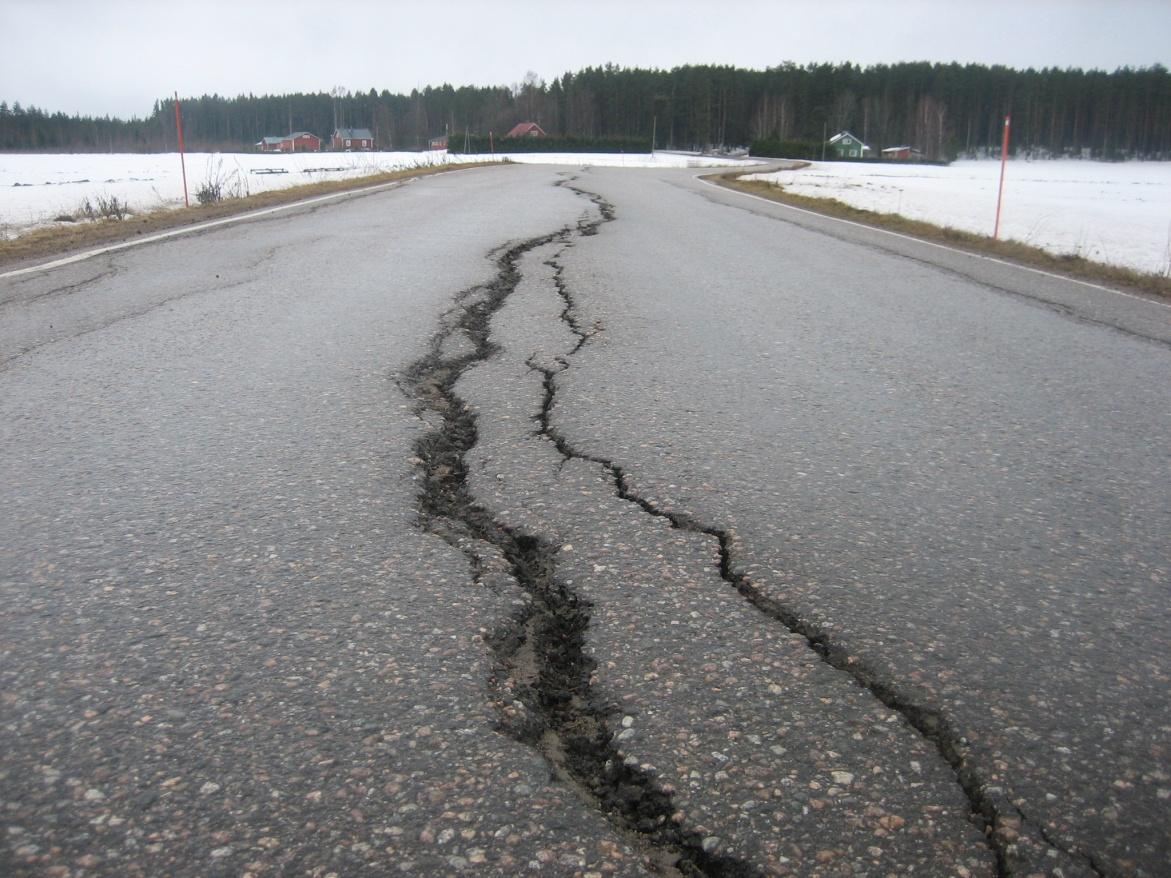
top-left (2, 164), bottom-right (1169, 876)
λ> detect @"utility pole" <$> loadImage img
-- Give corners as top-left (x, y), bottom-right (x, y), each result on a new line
top-left (331, 86), bottom-right (345, 143)
top-left (173, 92), bottom-right (189, 208)
top-left (993, 116), bottom-right (1011, 239)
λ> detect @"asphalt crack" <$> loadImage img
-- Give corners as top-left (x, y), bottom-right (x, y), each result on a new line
top-left (0, 260), bottom-right (120, 308)
top-left (525, 186), bottom-right (1097, 878)
top-left (404, 175), bottom-right (1095, 876)
top-left (400, 200), bottom-right (756, 877)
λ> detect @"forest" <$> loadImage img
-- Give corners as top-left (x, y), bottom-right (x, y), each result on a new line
top-left (2, 61), bottom-right (1169, 159)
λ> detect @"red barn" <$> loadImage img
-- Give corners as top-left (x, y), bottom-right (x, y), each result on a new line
top-left (257, 132), bottom-right (321, 152)
top-left (285, 132), bottom-right (321, 152)
top-left (881, 146), bottom-right (923, 161)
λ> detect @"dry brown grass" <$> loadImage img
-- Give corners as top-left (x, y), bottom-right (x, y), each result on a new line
top-left (713, 172), bottom-right (1171, 300)
top-left (0, 161), bottom-right (500, 271)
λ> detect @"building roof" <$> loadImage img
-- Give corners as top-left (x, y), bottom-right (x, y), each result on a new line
top-left (334, 128), bottom-right (374, 140)
top-left (828, 130), bottom-right (870, 147)
top-left (505, 122), bottom-right (546, 138)
top-left (259, 133), bottom-right (319, 144)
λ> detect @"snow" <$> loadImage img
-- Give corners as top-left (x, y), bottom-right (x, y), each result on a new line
top-left (741, 159), bottom-right (1171, 275)
top-left (0, 150), bottom-right (752, 238)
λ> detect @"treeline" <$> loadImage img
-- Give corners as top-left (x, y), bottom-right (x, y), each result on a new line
top-left (2, 61), bottom-right (1170, 159)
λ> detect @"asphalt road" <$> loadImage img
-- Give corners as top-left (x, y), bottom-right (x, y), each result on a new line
top-left (1, 163), bottom-right (1168, 877)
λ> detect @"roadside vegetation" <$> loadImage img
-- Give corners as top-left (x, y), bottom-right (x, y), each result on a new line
top-left (714, 170), bottom-right (1171, 299)
top-left (51, 194), bottom-right (133, 224)
top-left (193, 157), bottom-right (250, 205)
top-left (0, 161), bottom-right (496, 269)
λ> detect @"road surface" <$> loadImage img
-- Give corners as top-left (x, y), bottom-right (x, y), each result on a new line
top-left (2, 163), bottom-right (1168, 877)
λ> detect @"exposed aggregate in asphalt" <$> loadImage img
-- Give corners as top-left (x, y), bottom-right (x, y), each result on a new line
top-left (543, 168), bottom-right (1171, 876)
top-left (1, 167), bottom-right (657, 877)
top-left (398, 197), bottom-right (757, 876)
top-left (413, 179), bottom-right (1001, 876)
top-left (5, 163), bottom-right (1166, 877)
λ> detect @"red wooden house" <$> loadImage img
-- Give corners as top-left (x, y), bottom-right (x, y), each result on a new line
top-left (332, 128), bottom-right (374, 150)
top-left (505, 121), bottom-right (546, 138)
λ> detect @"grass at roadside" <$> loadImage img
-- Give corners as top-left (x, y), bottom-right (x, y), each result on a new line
top-left (713, 171), bottom-right (1171, 300)
top-left (0, 161), bottom-right (499, 270)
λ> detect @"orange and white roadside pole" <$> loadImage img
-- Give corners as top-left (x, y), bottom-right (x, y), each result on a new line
top-left (993, 115), bottom-right (1010, 239)
top-left (174, 92), bottom-right (189, 208)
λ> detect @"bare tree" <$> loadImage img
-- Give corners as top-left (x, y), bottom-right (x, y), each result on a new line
top-left (829, 90), bottom-right (857, 134)
top-left (751, 93), bottom-right (791, 140)
top-left (330, 86), bottom-right (347, 136)
top-left (515, 70), bottom-right (544, 121)
top-left (914, 94), bottom-right (949, 159)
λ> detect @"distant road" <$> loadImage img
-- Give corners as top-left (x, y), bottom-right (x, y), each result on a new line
top-left (2, 163), bottom-right (1168, 877)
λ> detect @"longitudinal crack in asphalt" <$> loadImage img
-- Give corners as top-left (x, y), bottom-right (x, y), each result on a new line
top-left (524, 185), bottom-right (1095, 878)
top-left (400, 199), bottom-right (755, 877)
top-left (404, 176), bottom-right (1092, 876)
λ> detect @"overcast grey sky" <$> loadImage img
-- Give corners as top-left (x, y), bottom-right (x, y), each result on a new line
top-left (3, 0), bottom-right (1169, 119)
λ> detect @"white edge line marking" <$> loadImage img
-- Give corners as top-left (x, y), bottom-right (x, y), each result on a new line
top-left (698, 173), bottom-right (1171, 311)
top-left (0, 165), bottom-right (486, 281)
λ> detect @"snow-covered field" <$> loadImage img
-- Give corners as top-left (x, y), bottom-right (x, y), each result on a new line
top-left (0, 150), bottom-right (747, 238)
top-left (742, 159), bottom-right (1171, 275)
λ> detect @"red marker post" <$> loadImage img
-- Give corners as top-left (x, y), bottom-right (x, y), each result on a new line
top-left (174, 92), bottom-right (189, 208)
top-left (993, 115), bottom-right (1010, 239)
